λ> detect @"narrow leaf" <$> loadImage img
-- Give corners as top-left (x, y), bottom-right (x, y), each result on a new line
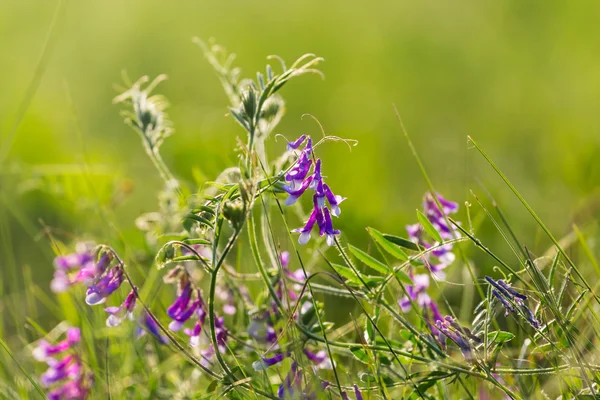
top-left (367, 227), bottom-right (408, 260)
top-left (416, 210), bottom-right (443, 243)
top-left (382, 234), bottom-right (422, 251)
top-left (348, 244), bottom-right (389, 274)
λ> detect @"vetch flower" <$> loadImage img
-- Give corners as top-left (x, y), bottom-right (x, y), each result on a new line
top-left (286, 134), bottom-right (307, 151)
top-left (278, 362), bottom-right (302, 399)
top-left (303, 348), bottom-right (333, 370)
top-left (436, 316), bottom-right (481, 360)
top-left (252, 353), bottom-right (287, 371)
top-left (104, 288), bottom-right (137, 327)
top-left (406, 192), bottom-right (460, 278)
top-left (50, 249), bottom-right (111, 293)
top-left (33, 328), bottom-right (80, 362)
top-left (291, 204), bottom-right (322, 245)
top-left (283, 175), bottom-right (313, 206)
top-left (32, 325), bottom-right (91, 400)
top-left (285, 138), bottom-right (313, 190)
top-left (485, 276), bottom-right (540, 328)
top-left (85, 265), bottom-right (124, 305)
top-left (354, 384), bottom-right (364, 400)
top-left (137, 311), bottom-right (169, 345)
top-left (40, 355), bottom-right (80, 387)
top-left (282, 136), bottom-right (345, 246)
top-left (322, 207), bottom-right (340, 246)
top-left (398, 273), bottom-right (431, 312)
top-left (167, 282), bottom-right (200, 331)
top-left (184, 321), bottom-right (202, 347)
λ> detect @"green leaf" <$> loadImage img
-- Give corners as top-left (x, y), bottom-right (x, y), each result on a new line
top-left (184, 213), bottom-right (214, 228)
top-left (487, 331), bottom-right (515, 343)
top-left (332, 264), bottom-right (384, 288)
top-left (332, 263), bottom-right (361, 284)
top-left (416, 210), bottom-right (443, 243)
top-left (349, 345), bottom-right (370, 364)
top-left (382, 234), bottom-right (422, 251)
top-left (348, 244), bottom-right (389, 274)
top-left (393, 269), bottom-right (413, 285)
top-left (367, 227), bottom-right (408, 260)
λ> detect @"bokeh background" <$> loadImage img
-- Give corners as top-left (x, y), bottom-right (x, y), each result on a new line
top-left (2, 1), bottom-right (600, 334)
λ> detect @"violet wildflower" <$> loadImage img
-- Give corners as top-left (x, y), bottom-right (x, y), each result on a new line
top-left (354, 384), bottom-right (364, 400)
top-left (184, 321), bottom-right (202, 347)
top-left (137, 311), bottom-right (169, 345)
top-left (291, 201), bottom-right (322, 245)
top-left (216, 285), bottom-right (237, 315)
top-left (33, 328), bottom-right (81, 362)
top-left (283, 175), bottom-right (314, 206)
top-left (51, 249), bottom-right (110, 293)
top-left (282, 136), bottom-right (344, 246)
top-left (423, 192), bottom-right (459, 240)
top-left (398, 273), bottom-right (431, 312)
top-left (286, 134), bottom-right (308, 151)
top-left (303, 348), bottom-right (333, 370)
top-left (214, 315), bottom-right (229, 353)
top-left (278, 361), bottom-right (302, 399)
top-left (436, 316), bottom-right (481, 360)
top-left (252, 353), bottom-right (287, 371)
top-left (33, 326), bottom-right (91, 400)
top-left (85, 265), bottom-right (124, 305)
top-left (285, 138), bottom-right (313, 189)
top-left (406, 192), bottom-right (460, 279)
top-left (485, 276), bottom-right (540, 329)
top-left (322, 207), bottom-right (341, 246)
top-left (167, 281), bottom-right (199, 331)
top-left (104, 288), bottom-right (137, 327)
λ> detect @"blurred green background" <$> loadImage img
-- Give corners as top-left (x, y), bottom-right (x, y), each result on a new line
top-left (2, 1), bottom-right (600, 331)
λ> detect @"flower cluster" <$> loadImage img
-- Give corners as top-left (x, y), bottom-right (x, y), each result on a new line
top-left (32, 327), bottom-right (92, 400)
top-left (436, 316), bottom-right (482, 360)
top-left (485, 276), bottom-right (540, 329)
top-left (406, 192), bottom-right (459, 279)
top-left (283, 135), bottom-right (345, 246)
top-left (400, 192), bottom-right (460, 344)
top-left (164, 269), bottom-right (228, 366)
top-left (52, 245), bottom-right (138, 328)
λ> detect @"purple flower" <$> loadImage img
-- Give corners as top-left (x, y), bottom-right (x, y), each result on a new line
top-left (252, 353), bottom-right (286, 371)
top-left (47, 376), bottom-right (91, 400)
top-left (278, 362), bottom-right (302, 399)
top-left (354, 384), bottom-right (364, 400)
top-left (32, 325), bottom-right (91, 399)
top-left (282, 138), bottom-right (345, 246)
top-left (40, 355), bottom-right (80, 387)
top-left (105, 289), bottom-right (137, 327)
top-left (137, 311), bottom-right (169, 345)
top-left (184, 321), bottom-right (202, 347)
top-left (303, 348), bottom-right (333, 370)
top-left (486, 276), bottom-right (540, 328)
top-left (167, 282), bottom-right (199, 331)
top-left (283, 175), bottom-right (314, 206)
top-left (322, 207), bottom-right (340, 246)
top-left (33, 328), bottom-right (80, 362)
top-left (398, 273), bottom-right (431, 312)
top-left (285, 140), bottom-right (313, 189)
top-left (291, 205), bottom-right (322, 245)
top-left (215, 316), bottom-right (228, 353)
top-left (324, 183), bottom-right (345, 217)
top-left (216, 285), bottom-right (237, 315)
top-left (436, 316), bottom-right (480, 361)
top-left (85, 265), bottom-right (124, 305)
top-left (286, 134), bottom-right (307, 151)
top-left (53, 252), bottom-right (93, 271)
top-left (51, 251), bottom-right (111, 293)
